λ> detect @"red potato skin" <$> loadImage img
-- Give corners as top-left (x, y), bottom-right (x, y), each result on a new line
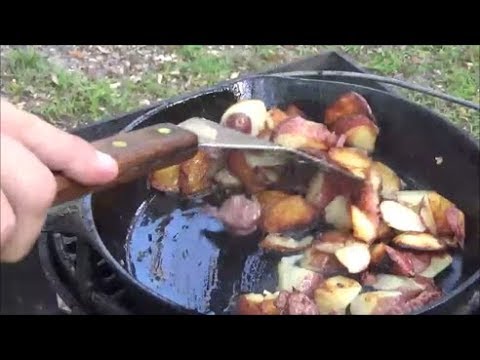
top-left (372, 285), bottom-right (442, 315)
top-left (295, 273), bottom-right (324, 298)
top-left (324, 92), bottom-right (375, 126)
top-left (258, 234), bottom-right (312, 254)
top-left (349, 169), bottom-right (381, 243)
top-left (302, 247), bottom-right (346, 276)
top-left (370, 243), bottom-right (433, 277)
top-left (370, 243), bottom-right (414, 276)
top-left (354, 169), bottom-right (381, 227)
top-left (307, 172), bottom-right (362, 214)
top-left (313, 230), bottom-right (352, 248)
top-left (272, 116), bottom-right (339, 151)
top-left (407, 252), bottom-right (433, 274)
top-left (336, 134), bottom-right (347, 148)
top-left (222, 113), bottom-right (252, 134)
top-left (285, 104), bottom-right (307, 118)
top-left (360, 271), bottom-right (378, 286)
top-left (446, 206), bottom-right (466, 248)
top-left (212, 195), bottom-right (262, 236)
top-left (275, 291), bottom-right (319, 315)
top-left (385, 246), bottom-right (416, 277)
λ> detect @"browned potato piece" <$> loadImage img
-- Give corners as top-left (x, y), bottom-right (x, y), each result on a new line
top-left (377, 220), bottom-right (394, 240)
top-left (380, 200), bottom-right (426, 232)
top-left (236, 294), bottom-right (264, 315)
top-left (370, 243), bottom-right (416, 277)
top-left (272, 117), bottom-right (338, 152)
top-left (350, 286), bottom-right (442, 315)
top-left (370, 243), bottom-right (389, 266)
top-left (445, 206), bottom-right (465, 248)
top-left (254, 190), bottom-right (291, 213)
top-left (150, 165), bottom-right (180, 192)
top-left (261, 195), bottom-right (316, 233)
top-left (331, 115), bottom-right (379, 153)
top-left (236, 291), bottom-right (280, 315)
top-left (349, 291), bottom-right (403, 315)
top-left (227, 150), bottom-right (267, 194)
top-left (354, 167), bottom-right (381, 232)
top-left (324, 195), bottom-right (352, 230)
top-left (313, 231), bottom-right (353, 254)
top-left (220, 99), bottom-right (267, 136)
top-left (306, 171), bottom-right (361, 213)
top-left (369, 274), bottom-right (427, 292)
top-left (372, 161), bottom-right (402, 199)
top-left (392, 232), bottom-right (447, 251)
top-left (425, 192), bottom-right (455, 234)
top-left (395, 191), bottom-right (465, 248)
top-left (424, 192), bottom-right (465, 248)
top-left (314, 276), bottom-right (362, 315)
top-left (328, 147), bottom-right (372, 179)
top-left (419, 196), bottom-right (437, 235)
top-left (324, 92), bottom-right (375, 126)
top-left (179, 150), bottom-right (212, 195)
top-left (335, 242), bottom-right (371, 274)
top-left (213, 168), bottom-right (242, 188)
top-left (243, 151), bottom-right (289, 168)
top-left (300, 247), bottom-right (345, 276)
top-left (266, 107), bottom-right (289, 130)
top-left (351, 205), bottom-right (378, 244)
top-left (395, 191), bottom-right (430, 212)
top-left (259, 234), bottom-right (313, 254)
top-left (419, 253), bottom-right (453, 278)
top-left (277, 255), bottom-right (322, 295)
top-left (372, 244), bottom-right (436, 277)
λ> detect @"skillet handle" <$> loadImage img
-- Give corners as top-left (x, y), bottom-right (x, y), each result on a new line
top-left (265, 71), bottom-right (480, 111)
top-left (53, 123), bottom-right (199, 206)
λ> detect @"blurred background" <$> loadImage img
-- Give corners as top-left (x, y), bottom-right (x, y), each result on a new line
top-left (1, 45), bottom-right (478, 137)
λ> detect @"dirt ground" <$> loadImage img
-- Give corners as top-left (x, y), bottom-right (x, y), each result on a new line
top-left (1, 45), bottom-right (478, 136)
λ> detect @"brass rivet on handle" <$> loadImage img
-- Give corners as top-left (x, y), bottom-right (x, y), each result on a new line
top-left (112, 140), bottom-right (128, 148)
top-left (157, 127), bottom-right (171, 134)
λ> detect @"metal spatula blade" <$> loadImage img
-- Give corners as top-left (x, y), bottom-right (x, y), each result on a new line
top-left (179, 117), bottom-right (362, 181)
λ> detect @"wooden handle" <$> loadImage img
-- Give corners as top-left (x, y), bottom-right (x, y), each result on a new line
top-left (53, 123), bottom-right (198, 206)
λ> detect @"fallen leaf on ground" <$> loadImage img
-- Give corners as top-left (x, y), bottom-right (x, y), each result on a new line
top-left (51, 73), bottom-right (59, 85)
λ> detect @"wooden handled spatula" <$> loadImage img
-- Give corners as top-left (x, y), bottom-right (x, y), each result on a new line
top-left (53, 117), bottom-right (361, 206)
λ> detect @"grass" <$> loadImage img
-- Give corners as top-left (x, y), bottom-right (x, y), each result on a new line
top-left (2, 48), bottom-right (133, 127)
top-left (1, 45), bottom-right (478, 136)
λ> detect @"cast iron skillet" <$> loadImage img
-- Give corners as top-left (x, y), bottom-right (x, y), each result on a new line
top-left (74, 76), bottom-right (480, 314)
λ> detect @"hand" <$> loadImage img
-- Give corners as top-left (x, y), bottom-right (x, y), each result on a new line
top-left (0, 99), bottom-right (119, 262)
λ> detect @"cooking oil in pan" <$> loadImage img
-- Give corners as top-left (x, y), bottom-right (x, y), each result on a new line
top-left (125, 168), bottom-right (465, 314)
top-left (125, 193), bottom-right (277, 314)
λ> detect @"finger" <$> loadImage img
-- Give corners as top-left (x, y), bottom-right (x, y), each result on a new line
top-left (0, 99), bottom-right (118, 186)
top-left (0, 190), bottom-right (16, 247)
top-left (0, 134), bottom-right (56, 262)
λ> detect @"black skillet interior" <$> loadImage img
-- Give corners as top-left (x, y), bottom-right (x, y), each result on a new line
top-left (86, 76), bottom-right (480, 314)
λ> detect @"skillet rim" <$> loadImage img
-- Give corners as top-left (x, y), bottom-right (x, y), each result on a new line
top-left (79, 75), bottom-right (480, 315)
